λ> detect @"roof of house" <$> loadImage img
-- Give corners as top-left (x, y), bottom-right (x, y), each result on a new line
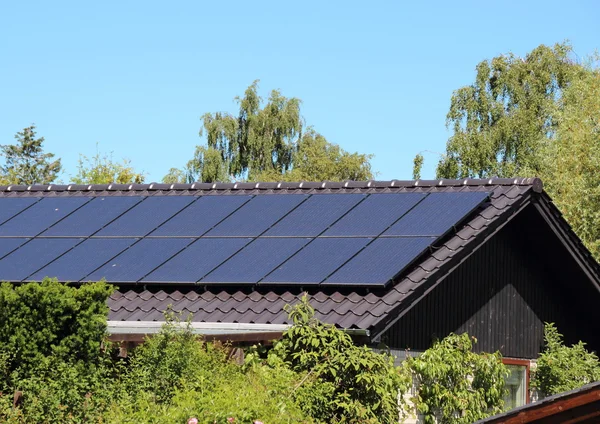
top-left (475, 381), bottom-right (600, 424)
top-left (0, 178), bottom-right (597, 338)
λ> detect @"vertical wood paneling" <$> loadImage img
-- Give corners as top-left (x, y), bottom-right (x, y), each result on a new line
top-left (382, 206), bottom-right (600, 358)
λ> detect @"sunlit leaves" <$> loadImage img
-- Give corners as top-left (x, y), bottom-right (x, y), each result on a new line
top-left (71, 146), bottom-right (145, 184)
top-left (406, 333), bottom-right (508, 424)
top-left (532, 323), bottom-right (600, 396)
top-left (166, 81), bottom-right (373, 183)
top-left (1, 125), bottom-right (62, 185)
top-left (436, 42), bottom-right (583, 179)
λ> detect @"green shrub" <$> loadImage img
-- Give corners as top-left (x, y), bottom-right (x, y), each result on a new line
top-left (0, 279), bottom-right (116, 423)
top-left (0, 278), bottom-right (113, 383)
top-left (532, 323), bottom-right (600, 396)
top-left (110, 315), bottom-right (309, 423)
top-left (407, 333), bottom-right (508, 424)
top-left (249, 295), bottom-right (411, 423)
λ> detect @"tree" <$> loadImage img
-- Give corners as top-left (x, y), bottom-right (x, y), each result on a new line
top-left (431, 42), bottom-right (600, 260)
top-left (164, 81), bottom-right (373, 183)
top-left (72, 146), bottom-right (145, 185)
top-left (531, 323), bottom-right (600, 396)
top-left (412, 153), bottom-right (424, 180)
top-left (435, 42), bottom-right (586, 179)
top-left (251, 129), bottom-right (373, 182)
top-left (539, 68), bottom-right (600, 258)
top-left (1, 125), bottom-right (62, 185)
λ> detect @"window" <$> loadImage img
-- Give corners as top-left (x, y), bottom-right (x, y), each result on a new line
top-left (502, 359), bottom-right (530, 409)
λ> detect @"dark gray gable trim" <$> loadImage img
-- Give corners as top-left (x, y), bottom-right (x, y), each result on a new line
top-left (370, 192), bottom-right (535, 341)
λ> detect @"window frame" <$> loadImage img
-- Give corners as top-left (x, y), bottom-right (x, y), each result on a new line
top-left (502, 358), bottom-right (531, 404)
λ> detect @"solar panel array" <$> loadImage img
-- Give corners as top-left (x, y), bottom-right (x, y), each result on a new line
top-left (0, 191), bottom-right (489, 287)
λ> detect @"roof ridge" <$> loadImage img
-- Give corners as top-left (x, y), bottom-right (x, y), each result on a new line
top-left (0, 178), bottom-right (543, 193)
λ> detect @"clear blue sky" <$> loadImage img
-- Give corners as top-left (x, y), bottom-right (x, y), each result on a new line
top-left (1, 1), bottom-right (598, 183)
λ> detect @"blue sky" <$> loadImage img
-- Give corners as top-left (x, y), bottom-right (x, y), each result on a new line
top-left (1, 1), bottom-right (598, 183)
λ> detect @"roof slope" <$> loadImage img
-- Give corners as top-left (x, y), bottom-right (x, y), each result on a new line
top-left (106, 179), bottom-right (540, 333)
top-left (2, 178), bottom-right (582, 334)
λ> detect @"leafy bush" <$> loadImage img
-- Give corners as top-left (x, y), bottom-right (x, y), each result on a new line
top-left (532, 323), bottom-right (600, 396)
top-left (406, 333), bottom-right (508, 424)
top-left (248, 295), bottom-right (411, 423)
top-left (0, 279), bottom-right (117, 423)
top-left (109, 315), bottom-right (309, 423)
top-left (0, 278), bottom-right (113, 382)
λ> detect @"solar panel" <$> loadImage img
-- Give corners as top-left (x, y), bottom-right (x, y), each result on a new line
top-left (0, 197), bottom-right (90, 237)
top-left (150, 195), bottom-right (252, 236)
top-left (0, 198), bottom-right (39, 225)
top-left (384, 192), bottom-right (489, 237)
top-left (28, 238), bottom-right (137, 282)
top-left (324, 193), bottom-right (427, 237)
top-left (0, 238), bottom-right (29, 260)
top-left (85, 238), bottom-right (193, 282)
top-left (261, 237), bottom-right (371, 285)
top-left (42, 196), bottom-right (143, 236)
top-left (0, 238), bottom-right (82, 282)
top-left (206, 194), bottom-right (307, 237)
top-left (96, 196), bottom-right (196, 237)
top-left (264, 194), bottom-right (366, 237)
top-left (202, 237), bottom-right (311, 284)
top-left (143, 238), bottom-right (251, 283)
top-left (323, 237), bottom-right (435, 286)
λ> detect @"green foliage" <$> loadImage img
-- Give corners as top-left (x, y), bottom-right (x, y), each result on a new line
top-left (407, 333), bottom-right (508, 424)
top-left (109, 315), bottom-right (309, 423)
top-left (0, 296), bottom-right (309, 424)
top-left (121, 312), bottom-right (226, 402)
top-left (251, 129), bottom-right (373, 182)
top-left (531, 323), bottom-right (600, 396)
top-left (166, 81), bottom-right (373, 183)
top-left (0, 279), bottom-right (113, 382)
top-left (72, 145), bottom-right (145, 184)
top-left (1, 125), bottom-right (61, 185)
top-left (432, 42), bottom-right (600, 261)
top-left (540, 68), bottom-right (600, 259)
top-left (162, 167), bottom-right (190, 184)
top-left (0, 279), bottom-right (116, 423)
top-left (435, 42), bottom-right (585, 179)
top-left (413, 153), bottom-right (424, 180)
top-left (0, 353), bottom-right (119, 423)
top-left (251, 295), bottom-right (411, 423)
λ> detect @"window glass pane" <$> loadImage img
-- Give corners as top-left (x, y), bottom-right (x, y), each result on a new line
top-left (504, 364), bottom-right (527, 409)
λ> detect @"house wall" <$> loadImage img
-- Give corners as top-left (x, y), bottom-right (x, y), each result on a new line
top-left (381, 205), bottom-right (600, 359)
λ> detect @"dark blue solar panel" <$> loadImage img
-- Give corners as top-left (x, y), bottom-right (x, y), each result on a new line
top-left (43, 196), bottom-right (142, 236)
top-left (0, 198), bottom-right (39, 225)
top-left (261, 238), bottom-right (371, 284)
top-left (86, 238), bottom-right (193, 282)
top-left (150, 195), bottom-right (252, 236)
top-left (383, 192), bottom-right (489, 237)
top-left (0, 238), bottom-right (82, 282)
top-left (323, 237), bottom-right (435, 286)
top-left (264, 194), bottom-right (366, 237)
top-left (96, 196), bottom-right (196, 236)
top-left (0, 238), bottom-right (29, 260)
top-left (28, 238), bottom-right (137, 282)
top-left (207, 195), bottom-right (307, 236)
top-left (324, 193), bottom-right (427, 236)
top-left (143, 238), bottom-right (251, 283)
top-left (0, 197), bottom-right (90, 237)
top-left (203, 238), bottom-right (311, 283)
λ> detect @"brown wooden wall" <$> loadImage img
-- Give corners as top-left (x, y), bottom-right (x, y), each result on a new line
top-left (381, 205), bottom-right (600, 359)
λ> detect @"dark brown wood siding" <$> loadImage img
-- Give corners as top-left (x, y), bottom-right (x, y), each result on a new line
top-left (381, 205), bottom-right (600, 359)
